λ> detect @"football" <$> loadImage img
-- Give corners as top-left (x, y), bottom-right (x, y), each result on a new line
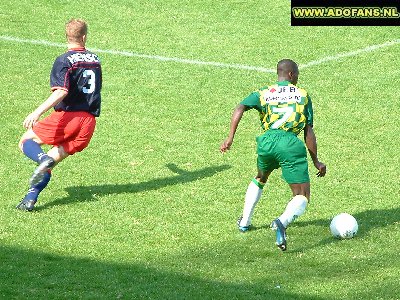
top-left (330, 213), bottom-right (358, 239)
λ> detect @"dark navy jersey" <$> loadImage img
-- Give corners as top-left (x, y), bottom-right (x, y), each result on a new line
top-left (50, 48), bottom-right (102, 117)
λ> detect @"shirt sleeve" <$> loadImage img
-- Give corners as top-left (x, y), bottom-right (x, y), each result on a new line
top-left (50, 56), bottom-right (70, 92)
top-left (304, 95), bottom-right (314, 126)
top-left (240, 91), bottom-right (262, 111)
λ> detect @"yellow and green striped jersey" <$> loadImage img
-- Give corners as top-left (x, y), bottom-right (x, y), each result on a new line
top-left (240, 80), bottom-right (313, 135)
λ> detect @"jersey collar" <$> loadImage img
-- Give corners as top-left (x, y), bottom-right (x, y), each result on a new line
top-left (68, 47), bottom-right (86, 52)
top-left (277, 80), bottom-right (291, 86)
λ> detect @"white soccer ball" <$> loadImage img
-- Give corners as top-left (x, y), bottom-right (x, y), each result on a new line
top-left (330, 213), bottom-right (358, 239)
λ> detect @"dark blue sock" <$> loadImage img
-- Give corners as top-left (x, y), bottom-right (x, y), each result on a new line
top-left (22, 139), bottom-right (49, 163)
top-left (23, 171), bottom-right (52, 202)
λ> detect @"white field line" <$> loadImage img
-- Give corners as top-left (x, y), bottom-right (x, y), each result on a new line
top-left (1, 35), bottom-right (399, 72)
top-left (299, 39), bottom-right (400, 69)
top-left (0, 35), bottom-right (275, 73)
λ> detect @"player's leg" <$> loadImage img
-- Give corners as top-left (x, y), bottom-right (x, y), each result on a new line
top-left (271, 184), bottom-right (309, 251)
top-left (19, 129), bottom-right (53, 165)
top-left (238, 132), bottom-right (279, 231)
top-left (29, 145), bottom-right (69, 190)
top-left (237, 136), bottom-right (279, 232)
top-left (19, 112), bottom-right (65, 185)
top-left (271, 132), bottom-right (310, 250)
top-left (237, 169), bottom-right (272, 232)
top-left (17, 112), bottom-right (71, 211)
top-left (277, 159), bottom-right (310, 229)
top-left (16, 145), bottom-right (69, 211)
top-left (277, 183), bottom-right (310, 228)
top-left (19, 129), bottom-right (59, 185)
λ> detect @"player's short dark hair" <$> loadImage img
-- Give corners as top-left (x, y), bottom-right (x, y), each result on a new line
top-left (277, 59), bottom-right (298, 75)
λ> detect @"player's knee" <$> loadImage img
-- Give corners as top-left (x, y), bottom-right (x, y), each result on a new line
top-left (255, 176), bottom-right (267, 185)
top-left (18, 137), bottom-right (33, 152)
top-left (18, 139), bottom-right (25, 152)
top-left (58, 146), bottom-right (70, 160)
top-left (18, 133), bottom-right (30, 151)
top-left (292, 194), bottom-right (308, 204)
top-left (19, 131), bottom-right (41, 152)
top-left (293, 191), bottom-right (310, 201)
top-left (294, 190), bottom-right (310, 199)
top-left (256, 170), bottom-right (270, 184)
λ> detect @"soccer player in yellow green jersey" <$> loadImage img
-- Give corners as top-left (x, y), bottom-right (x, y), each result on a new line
top-left (220, 59), bottom-right (326, 251)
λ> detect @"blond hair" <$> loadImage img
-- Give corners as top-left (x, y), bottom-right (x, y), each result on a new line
top-left (65, 19), bottom-right (88, 43)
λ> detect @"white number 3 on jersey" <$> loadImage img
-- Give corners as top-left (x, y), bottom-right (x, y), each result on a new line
top-left (82, 69), bottom-right (96, 94)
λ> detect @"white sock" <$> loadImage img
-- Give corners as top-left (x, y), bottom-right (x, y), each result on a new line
top-left (278, 195), bottom-right (308, 228)
top-left (239, 179), bottom-right (265, 227)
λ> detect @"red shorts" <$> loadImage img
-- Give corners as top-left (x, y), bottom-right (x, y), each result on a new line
top-left (33, 111), bottom-right (96, 155)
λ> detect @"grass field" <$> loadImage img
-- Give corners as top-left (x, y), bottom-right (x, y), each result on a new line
top-left (1, 1), bottom-right (399, 299)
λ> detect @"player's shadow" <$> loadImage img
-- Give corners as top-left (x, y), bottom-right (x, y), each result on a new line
top-left (38, 163), bottom-right (231, 210)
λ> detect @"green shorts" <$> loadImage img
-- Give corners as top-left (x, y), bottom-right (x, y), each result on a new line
top-left (256, 130), bottom-right (310, 184)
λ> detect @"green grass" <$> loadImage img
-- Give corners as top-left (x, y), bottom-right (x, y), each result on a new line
top-left (1, 0), bottom-right (399, 299)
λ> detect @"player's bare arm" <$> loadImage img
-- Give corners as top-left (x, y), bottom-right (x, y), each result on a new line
top-left (23, 89), bottom-right (68, 129)
top-left (304, 124), bottom-right (326, 177)
top-left (220, 104), bottom-right (247, 153)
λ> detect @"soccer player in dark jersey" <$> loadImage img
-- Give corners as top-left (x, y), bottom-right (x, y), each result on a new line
top-left (16, 19), bottom-right (102, 211)
top-left (220, 59), bottom-right (326, 251)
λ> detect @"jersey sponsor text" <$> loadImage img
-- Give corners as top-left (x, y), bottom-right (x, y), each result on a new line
top-left (67, 53), bottom-right (100, 64)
